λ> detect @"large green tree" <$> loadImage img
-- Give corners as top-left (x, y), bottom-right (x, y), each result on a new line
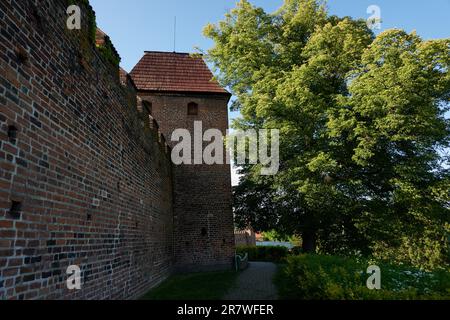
top-left (204, 0), bottom-right (450, 269)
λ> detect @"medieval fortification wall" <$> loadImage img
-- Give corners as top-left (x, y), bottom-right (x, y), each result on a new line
top-left (0, 0), bottom-right (176, 299)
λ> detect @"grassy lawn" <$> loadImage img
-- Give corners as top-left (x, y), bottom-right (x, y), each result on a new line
top-left (141, 270), bottom-right (239, 300)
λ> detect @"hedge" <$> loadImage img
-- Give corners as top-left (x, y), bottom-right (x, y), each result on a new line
top-left (236, 245), bottom-right (289, 263)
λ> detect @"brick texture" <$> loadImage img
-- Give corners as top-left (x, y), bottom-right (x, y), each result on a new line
top-left (0, 0), bottom-right (174, 299)
top-left (130, 52), bottom-right (230, 94)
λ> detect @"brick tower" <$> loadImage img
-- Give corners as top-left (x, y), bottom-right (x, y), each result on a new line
top-left (130, 52), bottom-right (235, 271)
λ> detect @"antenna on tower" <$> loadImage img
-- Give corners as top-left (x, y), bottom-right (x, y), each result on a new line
top-left (173, 16), bottom-right (177, 52)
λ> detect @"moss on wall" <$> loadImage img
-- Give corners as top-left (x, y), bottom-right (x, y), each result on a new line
top-left (96, 35), bottom-right (121, 67)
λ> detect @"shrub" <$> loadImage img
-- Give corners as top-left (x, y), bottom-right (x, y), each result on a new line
top-left (275, 254), bottom-right (450, 300)
top-left (290, 246), bottom-right (304, 256)
top-left (236, 245), bottom-right (289, 263)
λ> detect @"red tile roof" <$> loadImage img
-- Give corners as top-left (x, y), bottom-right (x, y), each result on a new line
top-left (130, 51), bottom-right (230, 95)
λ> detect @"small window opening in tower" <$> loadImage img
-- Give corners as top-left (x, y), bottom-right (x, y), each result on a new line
top-left (187, 102), bottom-right (198, 116)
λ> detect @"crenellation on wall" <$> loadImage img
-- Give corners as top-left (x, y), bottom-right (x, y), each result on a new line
top-left (135, 92), bottom-right (235, 272)
top-left (0, 0), bottom-right (173, 300)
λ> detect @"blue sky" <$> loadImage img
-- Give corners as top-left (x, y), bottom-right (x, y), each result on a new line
top-left (89, 0), bottom-right (449, 185)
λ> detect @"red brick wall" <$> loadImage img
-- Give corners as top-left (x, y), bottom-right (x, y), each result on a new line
top-left (0, 0), bottom-right (173, 299)
top-left (138, 93), bottom-right (235, 271)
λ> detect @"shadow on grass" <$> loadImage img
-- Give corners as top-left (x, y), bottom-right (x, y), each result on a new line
top-left (141, 270), bottom-right (239, 300)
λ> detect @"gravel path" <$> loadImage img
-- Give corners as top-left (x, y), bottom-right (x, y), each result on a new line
top-left (224, 262), bottom-right (278, 300)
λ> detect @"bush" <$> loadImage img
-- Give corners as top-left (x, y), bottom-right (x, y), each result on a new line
top-left (289, 246), bottom-right (303, 255)
top-left (236, 245), bottom-right (289, 263)
top-left (275, 254), bottom-right (450, 300)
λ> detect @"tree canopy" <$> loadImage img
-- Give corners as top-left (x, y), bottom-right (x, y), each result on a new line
top-left (204, 0), bottom-right (450, 269)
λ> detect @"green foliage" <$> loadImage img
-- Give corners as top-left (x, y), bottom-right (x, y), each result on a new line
top-left (68, 0), bottom-right (121, 67)
top-left (141, 271), bottom-right (239, 300)
top-left (276, 254), bottom-right (450, 300)
top-left (236, 245), bottom-right (290, 262)
top-left (205, 0), bottom-right (450, 268)
top-left (261, 230), bottom-right (284, 242)
top-left (261, 230), bottom-right (300, 244)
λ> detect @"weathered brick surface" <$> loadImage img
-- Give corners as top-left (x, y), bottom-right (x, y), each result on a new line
top-left (137, 93), bottom-right (235, 272)
top-left (0, 0), bottom-right (174, 299)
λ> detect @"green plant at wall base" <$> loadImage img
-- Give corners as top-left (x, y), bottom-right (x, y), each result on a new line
top-left (275, 254), bottom-right (450, 300)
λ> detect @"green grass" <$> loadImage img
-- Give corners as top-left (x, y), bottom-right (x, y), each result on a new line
top-left (141, 270), bottom-right (239, 300)
top-left (275, 254), bottom-right (450, 300)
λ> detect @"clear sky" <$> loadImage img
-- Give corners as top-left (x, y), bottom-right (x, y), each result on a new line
top-left (89, 0), bottom-right (450, 185)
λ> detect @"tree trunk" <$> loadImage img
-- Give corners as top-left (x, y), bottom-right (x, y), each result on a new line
top-left (302, 230), bottom-right (317, 253)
